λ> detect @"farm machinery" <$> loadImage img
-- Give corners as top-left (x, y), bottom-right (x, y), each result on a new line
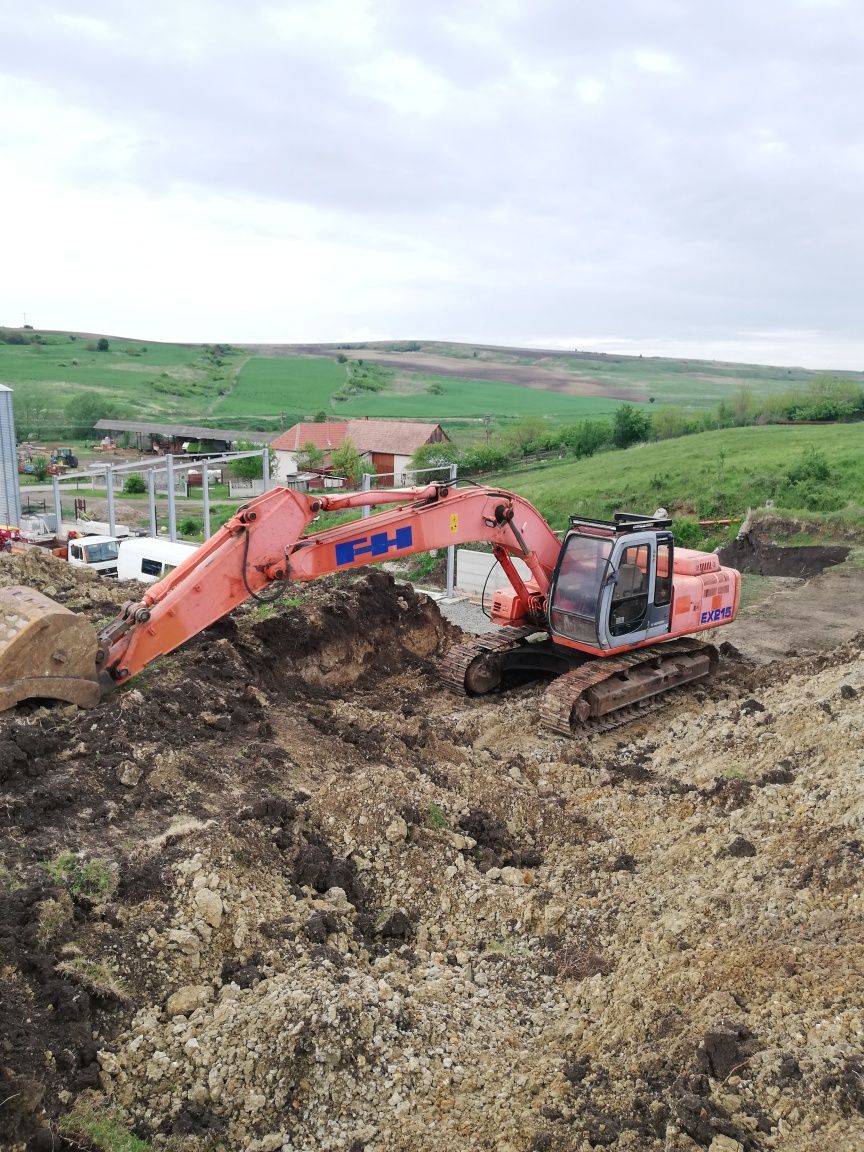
top-left (0, 482), bottom-right (740, 733)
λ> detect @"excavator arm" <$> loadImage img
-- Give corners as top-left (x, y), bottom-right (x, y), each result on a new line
top-left (91, 482), bottom-right (562, 691)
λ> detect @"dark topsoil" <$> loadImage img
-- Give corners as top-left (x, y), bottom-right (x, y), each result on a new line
top-left (0, 552), bottom-right (455, 1149)
top-left (717, 534), bottom-right (850, 579)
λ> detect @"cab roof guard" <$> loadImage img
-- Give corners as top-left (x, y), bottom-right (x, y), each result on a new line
top-left (568, 511), bottom-right (673, 534)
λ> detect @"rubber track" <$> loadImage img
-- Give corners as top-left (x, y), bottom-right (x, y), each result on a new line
top-left (539, 638), bottom-right (715, 736)
top-left (439, 626), bottom-right (540, 693)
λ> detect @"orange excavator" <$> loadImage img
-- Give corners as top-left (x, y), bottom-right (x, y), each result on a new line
top-left (0, 482), bottom-right (740, 734)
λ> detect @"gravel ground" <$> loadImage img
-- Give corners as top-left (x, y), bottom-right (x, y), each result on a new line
top-left (427, 593), bottom-right (496, 635)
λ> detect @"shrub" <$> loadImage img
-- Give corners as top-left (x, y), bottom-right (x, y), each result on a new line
top-left (97, 337), bottom-right (110, 352)
top-left (612, 404), bottom-right (652, 449)
top-left (123, 474), bottom-right (146, 494)
top-left (179, 516), bottom-right (202, 537)
top-left (785, 446), bottom-right (832, 485)
top-left (31, 454), bottom-right (50, 481)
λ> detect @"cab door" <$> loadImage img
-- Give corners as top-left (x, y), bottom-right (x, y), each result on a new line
top-left (597, 533), bottom-right (673, 650)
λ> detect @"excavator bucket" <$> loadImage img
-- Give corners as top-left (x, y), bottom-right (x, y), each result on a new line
top-left (0, 586), bottom-right (102, 711)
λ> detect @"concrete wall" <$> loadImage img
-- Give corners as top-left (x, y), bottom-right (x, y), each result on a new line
top-left (454, 549), bottom-right (532, 599)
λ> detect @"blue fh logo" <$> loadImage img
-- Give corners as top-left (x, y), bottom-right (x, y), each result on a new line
top-left (335, 526), bottom-right (413, 567)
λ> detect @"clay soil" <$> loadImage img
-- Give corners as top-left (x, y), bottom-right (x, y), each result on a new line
top-left (0, 548), bottom-right (862, 1152)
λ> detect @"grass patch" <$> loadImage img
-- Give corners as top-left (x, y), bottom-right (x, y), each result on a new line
top-left (491, 424), bottom-right (864, 531)
top-left (58, 1103), bottom-right (151, 1150)
top-left (40, 851), bottom-right (118, 901)
top-left (36, 893), bottom-right (75, 948)
top-left (243, 596), bottom-right (303, 623)
top-left (0, 854), bottom-right (21, 891)
top-left (56, 952), bottom-right (129, 1002)
top-left (426, 803), bottom-right (449, 830)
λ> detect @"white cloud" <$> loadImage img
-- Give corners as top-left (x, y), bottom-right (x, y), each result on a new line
top-left (631, 49), bottom-right (683, 77)
top-left (0, 0), bottom-right (863, 368)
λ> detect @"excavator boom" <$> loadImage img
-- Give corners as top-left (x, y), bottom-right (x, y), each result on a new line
top-left (0, 483), bottom-right (561, 708)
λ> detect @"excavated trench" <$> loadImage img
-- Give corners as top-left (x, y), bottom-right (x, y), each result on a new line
top-left (0, 549), bottom-right (863, 1152)
top-left (717, 536), bottom-right (850, 579)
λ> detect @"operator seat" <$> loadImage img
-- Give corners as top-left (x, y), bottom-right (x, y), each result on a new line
top-left (616, 563), bottom-right (645, 598)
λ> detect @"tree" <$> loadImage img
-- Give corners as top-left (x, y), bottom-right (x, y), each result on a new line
top-left (314, 410), bottom-right (328, 422)
top-left (559, 419), bottom-right (610, 459)
top-left (97, 337), bottom-right (110, 352)
top-left (330, 438), bottom-right (363, 486)
top-left (503, 418), bottom-right (548, 456)
top-left (13, 385), bottom-right (53, 438)
top-left (229, 441), bottom-right (277, 481)
top-left (297, 441), bottom-right (324, 471)
top-left (66, 393), bottom-right (117, 438)
top-left (612, 404), bottom-right (652, 449)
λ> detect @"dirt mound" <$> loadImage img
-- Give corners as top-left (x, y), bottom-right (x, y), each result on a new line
top-left (1, 561), bottom-right (863, 1150)
top-left (0, 549), bottom-right (145, 616)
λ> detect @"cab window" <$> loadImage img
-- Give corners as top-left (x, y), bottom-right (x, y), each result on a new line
top-left (609, 543), bottom-right (650, 636)
top-left (654, 539), bottom-right (672, 606)
top-left (550, 533), bottom-right (612, 644)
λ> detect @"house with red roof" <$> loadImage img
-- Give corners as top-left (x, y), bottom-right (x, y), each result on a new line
top-left (271, 419), bottom-right (449, 485)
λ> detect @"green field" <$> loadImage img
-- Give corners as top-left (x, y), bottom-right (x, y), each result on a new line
top-left (335, 375), bottom-right (620, 421)
top-left (0, 334), bottom-right (243, 438)
top-left (4, 331), bottom-right (864, 443)
top-left (210, 356), bottom-right (345, 420)
top-left (491, 424), bottom-right (864, 531)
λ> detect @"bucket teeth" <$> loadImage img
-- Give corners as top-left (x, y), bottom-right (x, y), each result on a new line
top-left (0, 586), bottom-right (101, 711)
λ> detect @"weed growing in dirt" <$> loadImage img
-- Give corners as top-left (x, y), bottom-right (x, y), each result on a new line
top-left (40, 851), bottom-right (118, 901)
top-left (56, 953), bottom-right (129, 1002)
top-left (35, 894), bottom-right (74, 948)
top-left (0, 853), bottom-right (21, 891)
top-left (244, 596), bottom-right (302, 622)
top-left (58, 1103), bottom-right (151, 1151)
top-left (720, 767), bottom-right (750, 781)
top-left (426, 803), bottom-right (449, 830)
top-left (485, 934), bottom-right (530, 958)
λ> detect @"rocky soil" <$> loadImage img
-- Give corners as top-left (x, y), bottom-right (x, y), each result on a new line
top-left (0, 550), bottom-right (862, 1152)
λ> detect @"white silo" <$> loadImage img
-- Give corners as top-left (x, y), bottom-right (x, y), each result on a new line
top-left (0, 384), bottom-right (22, 527)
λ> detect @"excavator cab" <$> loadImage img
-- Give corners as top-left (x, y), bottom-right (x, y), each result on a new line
top-left (548, 513), bottom-right (674, 653)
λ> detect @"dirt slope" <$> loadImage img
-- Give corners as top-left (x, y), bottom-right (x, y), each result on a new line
top-left (0, 551), bottom-right (862, 1152)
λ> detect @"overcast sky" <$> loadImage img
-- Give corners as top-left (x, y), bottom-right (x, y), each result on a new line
top-left (2, 0), bottom-right (863, 367)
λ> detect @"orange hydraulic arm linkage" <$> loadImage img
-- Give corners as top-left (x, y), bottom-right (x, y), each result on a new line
top-left (96, 483), bottom-right (563, 687)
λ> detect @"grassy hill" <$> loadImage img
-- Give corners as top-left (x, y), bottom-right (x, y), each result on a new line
top-left (492, 423), bottom-right (864, 532)
top-left (4, 329), bottom-right (863, 442)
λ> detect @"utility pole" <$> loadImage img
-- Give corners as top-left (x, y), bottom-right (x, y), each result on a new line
top-left (484, 415), bottom-right (492, 443)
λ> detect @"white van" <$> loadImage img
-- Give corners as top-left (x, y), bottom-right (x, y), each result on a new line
top-left (117, 537), bottom-right (199, 584)
top-left (67, 535), bottom-right (120, 576)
